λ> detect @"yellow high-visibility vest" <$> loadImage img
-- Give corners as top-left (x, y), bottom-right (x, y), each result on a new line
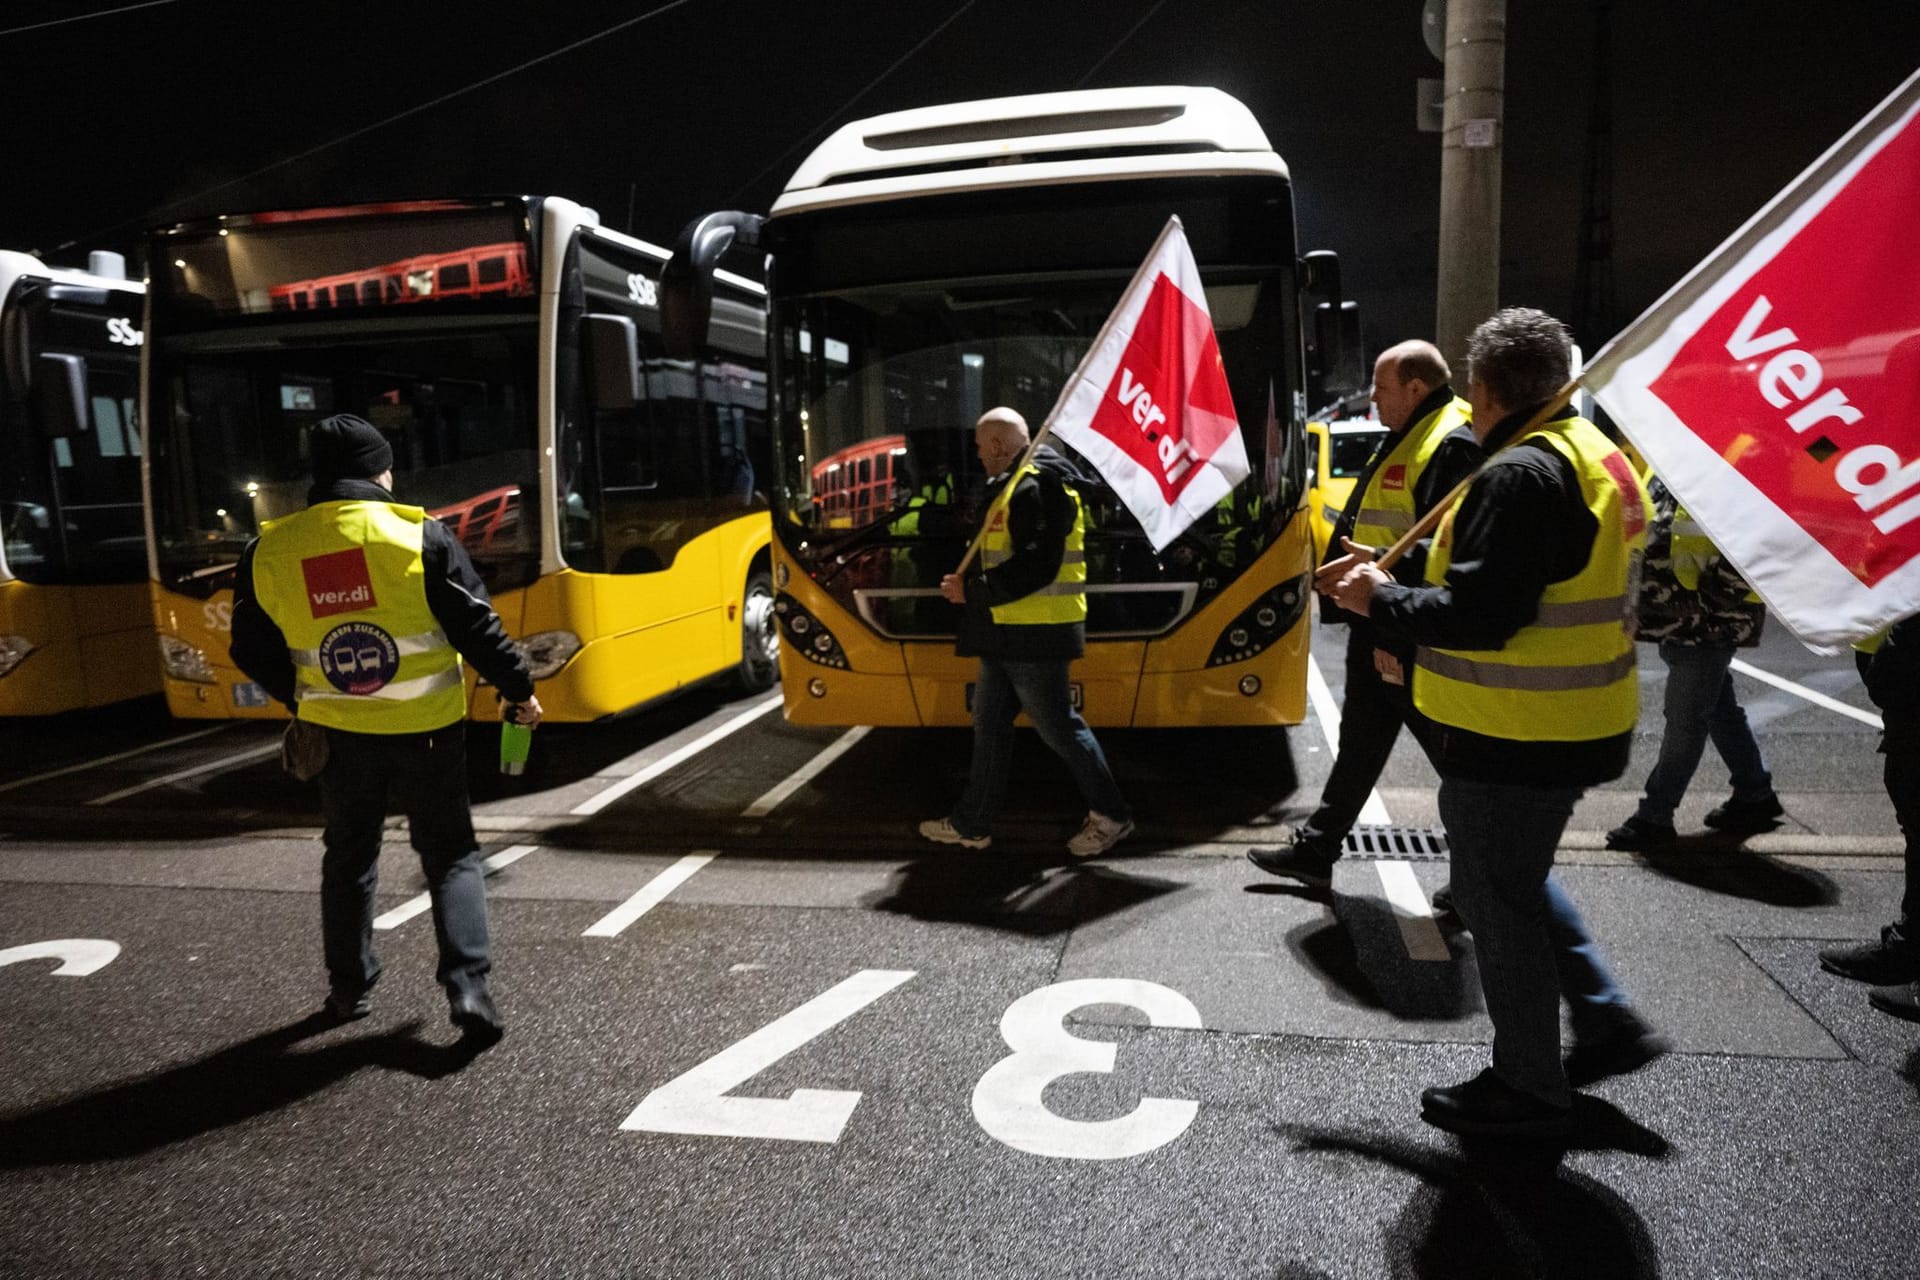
top-left (1669, 503), bottom-right (1760, 602)
top-left (1350, 395), bottom-right (1471, 551)
top-left (1414, 417), bottom-right (1649, 741)
top-left (251, 501), bottom-right (466, 733)
top-left (979, 465), bottom-right (1087, 626)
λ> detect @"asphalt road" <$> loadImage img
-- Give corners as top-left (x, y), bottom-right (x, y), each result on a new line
top-left (0, 623), bottom-right (1913, 1279)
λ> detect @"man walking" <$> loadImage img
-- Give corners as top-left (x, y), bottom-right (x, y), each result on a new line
top-left (1248, 339), bottom-right (1475, 885)
top-left (231, 414), bottom-right (539, 1045)
top-left (919, 407), bottom-right (1132, 857)
top-left (1328, 309), bottom-right (1667, 1137)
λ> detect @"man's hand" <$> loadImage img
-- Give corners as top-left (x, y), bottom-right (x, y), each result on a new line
top-left (1314, 537), bottom-right (1378, 594)
top-left (939, 573), bottom-right (967, 604)
top-left (1329, 562), bottom-right (1390, 617)
top-left (506, 695), bottom-right (544, 728)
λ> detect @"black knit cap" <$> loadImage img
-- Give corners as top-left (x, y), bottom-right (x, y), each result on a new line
top-left (308, 413), bottom-right (393, 483)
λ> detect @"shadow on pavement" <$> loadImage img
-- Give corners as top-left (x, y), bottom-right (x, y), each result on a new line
top-left (1276, 889), bottom-right (1481, 1022)
top-left (865, 853), bottom-right (1184, 937)
top-left (1639, 845), bottom-right (1837, 907)
top-left (1283, 1111), bottom-right (1667, 1279)
top-left (0, 1013), bottom-right (490, 1166)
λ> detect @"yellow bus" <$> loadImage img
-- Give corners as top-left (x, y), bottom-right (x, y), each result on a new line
top-left (0, 250), bottom-right (157, 715)
top-left (142, 198), bottom-right (775, 722)
top-left (664, 87), bottom-right (1362, 728)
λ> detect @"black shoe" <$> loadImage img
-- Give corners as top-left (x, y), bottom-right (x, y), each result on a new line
top-left (1820, 931), bottom-right (1918, 985)
top-left (1420, 1069), bottom-right (1573, 1139)
top-left (450, 988), bottom-right (505, 1045)
top-left (1605, 817), bottom-right (1677, 852)
top-left (1565, 1016), bottom-right (1671, 1087)
top-left (1430, 882), bottom-right (1458, 921)
top-left (1868, 981), bottom-right (1920, 1023)
top-left (1702, 793), bottom-right (1784, 834)
top-left (323, 991), bottom-right (371, 1022)
top-left (1246, 841), bottom-right (1337, 888)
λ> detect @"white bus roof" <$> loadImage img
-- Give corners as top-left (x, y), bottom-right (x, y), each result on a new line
top-left (772, 86), bottom-right (1288, 218)
top-left (0, 250), bottom-right (143, 303)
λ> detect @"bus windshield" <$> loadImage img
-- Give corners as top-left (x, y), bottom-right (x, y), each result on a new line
top-left (0, 279), bottom-right (146, 586)
top-left (770, 181), bottom-right (1303, 635)
top-left (147, 320), bottom-right (541, 596)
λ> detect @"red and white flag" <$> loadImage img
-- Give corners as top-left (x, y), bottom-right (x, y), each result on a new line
top-left (1046, 217), bottom-right (1248, 551)
top-left (1581, 69), bottom-right (1920, 646)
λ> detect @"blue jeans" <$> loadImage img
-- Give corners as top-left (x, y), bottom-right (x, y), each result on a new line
top-left (950, 656), bottom-right (1130, 839)
top-left (1442, 777), bottom-right (1632, 1107)
top-left (318, 723), bottom-right (492, 1002)
top-left (1634, 641), bottom-right (1773, 826)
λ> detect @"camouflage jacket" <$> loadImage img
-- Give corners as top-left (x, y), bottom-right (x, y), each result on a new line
top-left (1632, 476), bottom-right (1765, 647)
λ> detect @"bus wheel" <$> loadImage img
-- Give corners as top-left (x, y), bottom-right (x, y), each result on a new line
top-left (734, 570), bottom-right (780, 692)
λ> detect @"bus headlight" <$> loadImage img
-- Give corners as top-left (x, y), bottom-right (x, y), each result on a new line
top-left (1208, 573), bottom-right (1311, 667)
top-left (774, 593), bottom-right (847, 669)
top-left (515, 631), bottom-right (582, 680)
top-left (159, 634), bottom-right (216, 683)
top-left (0, 635), bottom-right (35, 678)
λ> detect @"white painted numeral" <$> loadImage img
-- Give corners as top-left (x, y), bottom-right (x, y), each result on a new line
top-left (0, 939), bottom-right (121, 976)
top-left (621, 969), bottom-right (915, 1143)
top-left (971, 978), bottom-right (1201, 1160)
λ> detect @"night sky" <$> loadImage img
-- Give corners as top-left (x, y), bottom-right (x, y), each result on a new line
top-left (6, 0), bottom-right (1916, 353)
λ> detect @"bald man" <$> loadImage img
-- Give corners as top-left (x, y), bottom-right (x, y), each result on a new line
top-left (1248, 341), bottom-right (1478, 886)
top-left (919, 407), bottom-right (1133, 857)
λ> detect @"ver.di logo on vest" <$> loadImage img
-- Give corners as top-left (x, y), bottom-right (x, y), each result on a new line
top-left (319, 621), bottom-right (400, 695)
top-left (300, 548), bottom-right (378, 619)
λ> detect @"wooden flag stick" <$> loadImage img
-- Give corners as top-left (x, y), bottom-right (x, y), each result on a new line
top-left (1334, 378), bottom-right (1580, 578)
top-left (950, 216), bottom-right (1186, 578)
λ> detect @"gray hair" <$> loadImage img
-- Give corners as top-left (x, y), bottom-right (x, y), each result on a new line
top-left (1465, 308), bottom-right (1572, 411)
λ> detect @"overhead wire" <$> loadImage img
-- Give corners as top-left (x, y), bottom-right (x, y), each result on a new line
top-left (56, 0), bottom-right (699, 251)
top-left (724, 0), bottom-right (981, 206)
top-left (1072, 0), bottom-right (1173, 90)
top-left (0, 0), bottom-right (181, 40)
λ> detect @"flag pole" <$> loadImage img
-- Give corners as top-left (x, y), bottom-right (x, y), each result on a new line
top-left (1350, 378), bottom-right (1579, 576)
top-left (950, 216), bottom-right (1186, 577)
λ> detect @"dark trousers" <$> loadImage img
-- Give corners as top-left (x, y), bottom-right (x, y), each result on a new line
top-left (1298, 631), bottom-right (1408, 856)
top-left (317, 722), bottom-right (491, 1002)
top-left (1885, 750), bottom-right (1920, 944)
top-left (951, 656), bottom-right (1129, 839)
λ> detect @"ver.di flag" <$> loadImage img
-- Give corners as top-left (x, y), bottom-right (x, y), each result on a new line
top-left (1581, 68), bottom-right (1920, 646)
top-left (1046, 217), bottom-right (1249, 551)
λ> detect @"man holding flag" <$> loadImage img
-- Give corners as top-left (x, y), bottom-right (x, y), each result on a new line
top-left (917, 407), bottom-right (1133, 858)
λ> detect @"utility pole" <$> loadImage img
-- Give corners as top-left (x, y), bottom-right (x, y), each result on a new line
top-left (1434, 0), bottom-right (1507, 369)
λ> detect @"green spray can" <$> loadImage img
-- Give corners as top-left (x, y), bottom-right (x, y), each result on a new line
top-left (499, 706), bottom-right (533, 776)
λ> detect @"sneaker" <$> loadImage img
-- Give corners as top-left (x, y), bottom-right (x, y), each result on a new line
top-left (323, 990), bottom-right (371, 1022)
top-left (1605, 816), bottom-right (1677, 852)
top-left (1819, 930), bottom-right (1917, 985)
top-left (1429, 882), bottom-right (1458, 921)
top-left (1565, 1014), bottom-right (1671, 1087)
top-left (1420, 1068), bottom-right (1573, 1139)
top-left (1245, 840), bottom-right (1337, 888)
top-left (1068, 811), bottom-right (1134, 858)
top-left (1867, 981), bottom-right (1920, 1023)
top-left (1702, 793), bottom-right (1784, 834)
top-left (918, 817), bottom-right (991, 850)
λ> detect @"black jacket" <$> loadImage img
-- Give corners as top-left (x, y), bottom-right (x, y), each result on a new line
top-left (955, 446), bottom-right (1086, 661)
top-left (230, 478), bottom-right (535, 711)
top-left (1368, 405), bottom-right (1633, 789)
top-left (1861, 614), bottom-right (1920, 755)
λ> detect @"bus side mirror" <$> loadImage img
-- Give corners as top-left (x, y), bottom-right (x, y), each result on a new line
top-left (584, 314), bottom-right (640, 411)
top-left (662, 211), bottom-right (763, 361)
top-left (1314, 301), bottom-right (1364, 399)
top-left (34, 352), bottom-right (87, 438)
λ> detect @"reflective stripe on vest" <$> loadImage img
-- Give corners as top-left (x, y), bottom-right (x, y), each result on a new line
top-left (979, 465), bottom-right (1087, 625)
top-left (1351, 396), bottom-right (1471, 549)
top-left (1413, 417), bottom-right (1649, 742)
top-left (251, 500), bottom-right (466, 733)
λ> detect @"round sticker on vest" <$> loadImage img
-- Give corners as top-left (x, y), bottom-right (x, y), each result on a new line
top-left (318, 621), bottom-right (401, 695)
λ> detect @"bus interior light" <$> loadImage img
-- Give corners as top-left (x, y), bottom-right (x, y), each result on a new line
top-left (0, 635), bottom-right (36, 678)
top-left (158, 634), bottom-right (216, 683)
top-left (514, 631), bottom-right (582, 680)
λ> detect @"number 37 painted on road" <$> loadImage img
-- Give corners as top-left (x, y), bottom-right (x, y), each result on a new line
top-left (622, 972), bottom-right (1201, 1161)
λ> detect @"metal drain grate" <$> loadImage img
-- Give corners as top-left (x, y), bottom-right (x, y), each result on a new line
top-left (1342, 824), bottom-right (1450, 860)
